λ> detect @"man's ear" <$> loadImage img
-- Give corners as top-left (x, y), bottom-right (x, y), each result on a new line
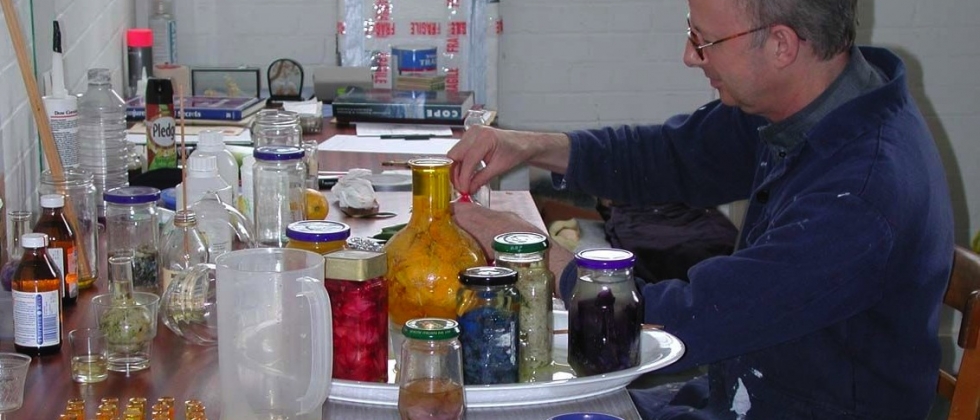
top-left (768, 24), bottom-right (801, 69)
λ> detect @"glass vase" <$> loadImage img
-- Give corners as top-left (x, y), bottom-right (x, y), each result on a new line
top-left (384, 158), bottom-right (487, 354)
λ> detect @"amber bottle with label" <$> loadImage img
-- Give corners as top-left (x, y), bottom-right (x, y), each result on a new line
top-left (12, 233), bottom-right (63, 356)
top-left (34, 194), bottom-right (78, 305)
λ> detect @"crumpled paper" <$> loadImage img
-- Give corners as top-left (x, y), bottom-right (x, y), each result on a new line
top-left (331, 168), bottom-right (378, 209)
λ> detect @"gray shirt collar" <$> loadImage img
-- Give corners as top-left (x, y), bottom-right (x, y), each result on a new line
top-left (758, 47), bottom-right (886, 151)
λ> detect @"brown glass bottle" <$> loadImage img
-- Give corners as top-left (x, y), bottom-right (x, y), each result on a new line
top-left (12, 233), bottom-right (64, 356)
top-left (34, 194), bottom-right (78, 305)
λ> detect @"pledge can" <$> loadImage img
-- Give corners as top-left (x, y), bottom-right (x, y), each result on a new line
top-left (145, 78), bottom-right (177, 170)
top-left (391, 46), bottom-right (438, 76)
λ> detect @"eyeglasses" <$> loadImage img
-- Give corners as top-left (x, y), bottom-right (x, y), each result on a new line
top-left (687, 16), bottom-right (770, 61)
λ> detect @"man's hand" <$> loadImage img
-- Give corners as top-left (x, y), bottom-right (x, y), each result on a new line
top-left (447, 126), bottom-right (572, 195)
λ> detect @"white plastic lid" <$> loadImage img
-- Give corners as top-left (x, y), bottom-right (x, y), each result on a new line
top-left (40, 194), bottom-right (65, 208)
top-left (188, 154), bottom-right (218, 176)
top-left (197, 130), bottom-right (225, 152)
top-left (21, 233), bottom-right (48, 248)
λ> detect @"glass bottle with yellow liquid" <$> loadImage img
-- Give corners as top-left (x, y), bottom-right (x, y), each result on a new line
top-left (34, 194), bottom-right (78, 305)
top-left (384, 157), bottom-right (487, 355)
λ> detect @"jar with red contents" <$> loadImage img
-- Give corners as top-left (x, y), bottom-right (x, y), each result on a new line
top-left (324, 249), bottom-right (389, 382)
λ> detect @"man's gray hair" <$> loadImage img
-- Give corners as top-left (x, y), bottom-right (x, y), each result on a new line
top-left (739, 0), bottom-right (857, 60)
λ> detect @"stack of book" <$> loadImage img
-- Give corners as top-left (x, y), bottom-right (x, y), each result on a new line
top-left (332, 88), bottom-right (475, 125)
top-left (126, 96), bottom-right (265, 126)
top-left (394, 74), bottom-right (446, 91)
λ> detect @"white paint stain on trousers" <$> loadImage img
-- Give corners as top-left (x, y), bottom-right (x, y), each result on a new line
top-left (731, 378), bottom-right (751, 419)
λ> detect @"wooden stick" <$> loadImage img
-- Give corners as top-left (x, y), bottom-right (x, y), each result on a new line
top-left (2, 0), bottom-right (93, 281)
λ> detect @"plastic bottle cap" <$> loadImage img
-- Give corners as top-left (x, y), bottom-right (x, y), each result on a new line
top-left (253, 146), bottom-right (305, 161)
top-left (40, 194), bottom-right (65, 208)
top-left (126, 28), bottom-right (153, 48)
top-left (197, 130), bottom-right (225, 152)
top-left (104, 186), bottom-right (161, 204)
top-left (188, 154), bottom-right (218, 175)
top-left (21, 233), bottom-right (48, 249)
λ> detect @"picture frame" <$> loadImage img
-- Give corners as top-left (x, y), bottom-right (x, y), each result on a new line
top-left (191, 67), bottom-right (261, 98)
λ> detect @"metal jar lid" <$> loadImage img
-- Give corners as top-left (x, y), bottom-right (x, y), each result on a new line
top-left (492, 232), bottom-right (549, 254)
top-left (323, 249), bottom-right (386, 281)
top-left (574, 248), bottom-right (636, 270)
top-left (287, 220), bottom-right (351, 243)
top-left (458, 266), bottom-right (518, 286)
top-left (402, 318), bottom-right (459, 340)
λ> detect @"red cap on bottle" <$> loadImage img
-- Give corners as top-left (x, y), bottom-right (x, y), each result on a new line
top-left (127, 28), bottom-right (153, 48)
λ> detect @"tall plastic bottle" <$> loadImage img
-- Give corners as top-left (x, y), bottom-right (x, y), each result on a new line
top-left (191, 130), bottom-right (239, 201)
top-left (176, 154), bottom-right (234, 261)
top-left (149, 0), bottom-right (177, 65)
top-left (238, 155), bottom-right (256, 226)
top-left (77, 68), bottom-right (129, 217)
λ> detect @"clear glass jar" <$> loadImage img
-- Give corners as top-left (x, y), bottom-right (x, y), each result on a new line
top-left (492, 232), bottom-right (554, 382)
top-left (324, 249), bottom-right (388, 382)
top-left (456, 266), bottom-right (520, 385)
top-left (398, 318), bottom-right (465, 420)
top-left (568, 248), bottom-right (642, 376)
top-left (285, 220), bottom-right (350, 255)
top-left (252, 146), bottom-right (307, 247)
top-left (40, 169), bottom-right (99, 289)
top-left (1, 211), bottom-right (33, 292)
top-left (158, 210), bottom-right (209, 297)
top-left (104, 186), bottom-right (161, 293)
top-left (251, 109), bottom-right (302, 147)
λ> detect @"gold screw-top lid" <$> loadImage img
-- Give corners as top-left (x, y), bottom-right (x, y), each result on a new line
top-left (324, 249), bottom-right (387, 281)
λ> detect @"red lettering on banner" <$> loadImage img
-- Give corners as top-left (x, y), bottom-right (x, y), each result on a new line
top-left (449, 21), bottom-right (467, 36)
top-left (446, 37), bottom-right (460, 54)
top-left (374, 53), bottom-right (389, 85)
top-left (371, 21), bottom-right (396, 38)
top-left (446, 0), bottom-right (460, 9)
top-left (446, 68), bottom-right (459, 92)
top-left (410, 22), bottom-right (441, 36)
top-left (375, 0), bottom-right (392, 21)
top-left (496, 20), bottom-right (503, 34)
top-left (337, 22), bottom-right (346, 35)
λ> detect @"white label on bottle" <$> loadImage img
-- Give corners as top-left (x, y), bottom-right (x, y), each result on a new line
top-left (48, 247), bottom-right (66, 283)
top-left (67, 248), bottom-right (78, 297)
top-left (12, 290), bottom-right (61, 347)
top-left (150, 116), bottom-right (176, 147)
top-left (43, 96), bottom-right (79, 167)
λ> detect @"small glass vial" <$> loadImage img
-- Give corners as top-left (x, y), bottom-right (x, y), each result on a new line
top-left (398, 318), bottom-right (465, 420)
top-left (285, 220), bottom-right (350, 255)
top-left (105, 186), bottom-right (161, 293)
top-left (251, 109), bottom-right (303, 147)
top-left (456, 266), bottom-right (520, 385)
top-left (568, 248), bottom-right (643, 376)
top-left (157, 210), bottom-right (208, 296)
top-left (324, 249), bottom-right (388, 382)
top-left (492, 232), bottom-right (555, 382)
top-left (34, 194), bottom-right (78, 305)
top-left (252, 146), bottom-right (306, 247)
top-left (12, 233), bottom-right (63, 356)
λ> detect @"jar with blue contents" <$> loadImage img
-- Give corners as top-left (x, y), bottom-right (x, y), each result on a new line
top-left (456, 266), bottom-right (521, 385)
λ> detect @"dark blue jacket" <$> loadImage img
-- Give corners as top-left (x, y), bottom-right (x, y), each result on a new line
top-left (562, 47), bottom-right (953, 419)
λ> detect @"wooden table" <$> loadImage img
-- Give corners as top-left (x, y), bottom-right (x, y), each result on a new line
top-left (0, 190), bottom-right (645, 420)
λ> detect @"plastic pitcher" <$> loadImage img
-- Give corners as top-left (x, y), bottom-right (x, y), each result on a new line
top-left (216, 248), bottom-right (332, 420)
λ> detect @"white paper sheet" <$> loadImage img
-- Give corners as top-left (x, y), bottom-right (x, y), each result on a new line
top-left (317, 134), bottom-right (458, 155)
top-left (354, 123), bottom-right (454, 137)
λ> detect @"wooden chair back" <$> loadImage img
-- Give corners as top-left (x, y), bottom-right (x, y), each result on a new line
top-left (938, 245), bottom-right (980, 419)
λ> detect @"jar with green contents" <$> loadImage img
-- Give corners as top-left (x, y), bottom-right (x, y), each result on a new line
top-left (492, 232), bottom-right (555, 382)
top-left (285, 220), bottom-right (350, 255)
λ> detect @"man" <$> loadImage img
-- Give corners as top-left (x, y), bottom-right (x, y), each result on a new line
top-left (449, 0), bottom-right (954, 418)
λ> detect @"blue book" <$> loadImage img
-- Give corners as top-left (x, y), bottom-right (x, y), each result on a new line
top-left (126, 96), bottom-right (265, 121)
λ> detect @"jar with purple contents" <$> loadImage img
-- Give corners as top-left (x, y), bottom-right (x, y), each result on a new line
top-left (568, 248), bottom-right (642, 376)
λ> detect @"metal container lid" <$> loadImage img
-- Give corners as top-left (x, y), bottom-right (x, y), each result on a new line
top-left (254, 145), bottom-right (305, 161)
top-left (323, 249), bottom-right (386, 281)
top-left (287, 221), bottom-right (351, 243)
top-left (459, 266), bottom-right (518, 286)
top-left (574, 248), bottom-right (635, 270)
top-left (402, 318), bottom-right (459, 340)
top-left (104, 186), bottom-right (161, 204)
top-left (492, 232), bottom-right (549, 254)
